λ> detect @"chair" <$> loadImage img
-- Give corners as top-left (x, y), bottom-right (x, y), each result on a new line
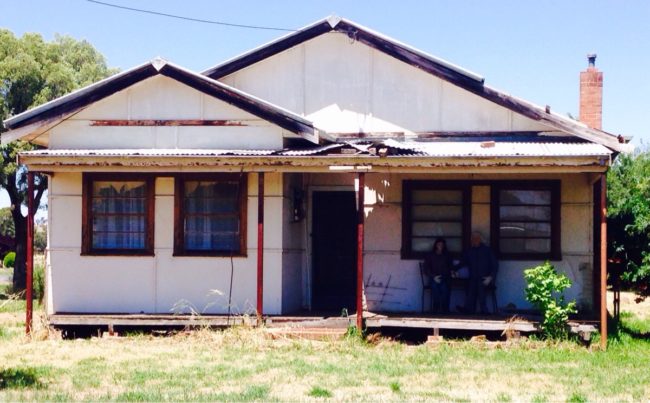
top-left (486, 283), bottom-right (499, 314)
top-left (419, 262), bottom-right (432, 313)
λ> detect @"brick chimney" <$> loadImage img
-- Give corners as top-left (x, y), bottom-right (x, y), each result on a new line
top-left (579, 54), bottom-right (603, 130)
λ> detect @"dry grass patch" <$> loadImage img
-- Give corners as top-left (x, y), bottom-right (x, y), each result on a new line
top-left (1, 304), bottom-right (650, 401)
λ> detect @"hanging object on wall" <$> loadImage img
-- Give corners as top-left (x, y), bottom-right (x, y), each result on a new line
top-left (291, 188), bottom-right (305, 222)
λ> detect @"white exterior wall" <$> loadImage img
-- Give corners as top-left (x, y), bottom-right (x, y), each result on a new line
top-left (292, 172), bottom-right (595, 314)
top-left (47, 76), bottom-right (286, 150)
top-left (47, 171), bottom-right (285, 315)
top-left (281, 173), bottom-right (306, 313)
top-left (220, 33), bottom-right (554, 135)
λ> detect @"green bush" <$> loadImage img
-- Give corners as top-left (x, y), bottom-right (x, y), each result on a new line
top-left (34, 263), bottom-right (45, 303)
top-left (524, 261), bottom-right (577, 339)
top-left (3, 252), bottom-right (15, 269)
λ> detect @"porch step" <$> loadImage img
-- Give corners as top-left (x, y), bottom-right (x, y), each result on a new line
top-left (264, 316), bottom-right (351, 329)
top-left (264, 327), bottom-right (347, 340)
top-left (365, 316), bottom-right (539, 332)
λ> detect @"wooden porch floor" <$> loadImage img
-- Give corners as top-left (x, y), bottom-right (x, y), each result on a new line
top-left (48, 311), bottom-right (598, 338)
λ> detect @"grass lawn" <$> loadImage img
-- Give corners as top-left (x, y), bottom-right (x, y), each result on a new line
top-left (0, 300), bottom-right (649, 401)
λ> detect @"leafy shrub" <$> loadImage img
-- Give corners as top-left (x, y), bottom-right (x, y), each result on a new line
top-left (524, 261), bottom-right (577, 339)
top-left (34, 263), bottom-right (45, 303)
top-left (3, 252), bottom-right (15, 269)
top-left (608, 148), bottom-right (650, 299)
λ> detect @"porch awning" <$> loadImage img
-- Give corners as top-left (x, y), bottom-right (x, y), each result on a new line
top-left (18, 141), bottom-right (612, 173)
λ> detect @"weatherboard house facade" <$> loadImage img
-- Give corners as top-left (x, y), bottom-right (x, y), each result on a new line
top-left (2, 17), bottom-right (628, 328)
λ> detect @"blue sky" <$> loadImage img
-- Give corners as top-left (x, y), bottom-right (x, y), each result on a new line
top-left (1, 0), bottom-right (649, 209)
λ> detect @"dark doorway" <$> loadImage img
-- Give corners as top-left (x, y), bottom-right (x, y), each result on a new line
top-left (312, 191), bottom-right (357, 311)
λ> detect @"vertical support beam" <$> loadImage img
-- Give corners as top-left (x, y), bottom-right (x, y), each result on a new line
top-left (599, 173), bottom-right (608, 350)
top-left (26, 171), bottom-right (35, 335)
top-left (356, 172), bottom-right (365, 330)
top-left (256, 172), bottom-right (265, 321)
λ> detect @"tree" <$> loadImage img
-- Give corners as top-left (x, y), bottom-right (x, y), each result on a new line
top-left (0, 206), bottom-right (14, 237)
top-left (607, 145), bottom-right (650, 299)
top-left (0, 30), bottom-right (116, 292)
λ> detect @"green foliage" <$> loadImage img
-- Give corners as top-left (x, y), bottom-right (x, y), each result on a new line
top-left (344, 324), bottom-right (366, 341)
top-left (0, 29), bottom-right (116, 291)
top-left (34, 229), bottom-right (46, 253)
top-left (0, 367), bottom-right (46, 389)
top-left (308, 386), bottom-right (332, 398)
top-left (524, 261), bottom-right (577, 339)
top-left (2, 252), bottom-right (15, 269)
top-left (0, 208), bottom-right (14, 237)
top-left (608, 147), bottom-right (650, 298)
top-left (33, 262), bottom-right (44, 303)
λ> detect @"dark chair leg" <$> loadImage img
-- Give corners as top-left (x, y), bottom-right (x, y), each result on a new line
top-left (422, 292), bottom-right (425, 313)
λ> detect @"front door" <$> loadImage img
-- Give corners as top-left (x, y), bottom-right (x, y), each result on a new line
top-left (312, 191), bottom-right (357, 311)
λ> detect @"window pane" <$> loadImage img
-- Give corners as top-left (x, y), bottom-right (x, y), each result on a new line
top-left (91, 180), bottom-right (147, 251)
top-left (412, 190), bottom-right (462, 205)
top-left (412, 222), bottom-right (462, 237)
top-left (185, 181), bottom-right (239, 214)
top-left (412, 237), bottom-right (462, 253)
top-left (93, 181), bottom-right (146, 198)
top-left (93, 215), bottom-right (145, 232)
top-left (500, 222), bottom-right (551, 238)
top-left (183, 180), bottom-right (241, 252)
top-left (499, 206), bottom-right (551, 221)
top-left (499, 238), bottom-right (551, 254)
top-left (92, 198), bottom-right (146, 214)
top-left (92, 231), bottom-right (145, 249)
top-left (412, 205), bottom-right (462, 220)
top-left (500, 190), bottom-right (551, 205)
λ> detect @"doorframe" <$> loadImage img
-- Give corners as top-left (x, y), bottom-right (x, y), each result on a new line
top-left (305, 185), bottom-right (355, 310)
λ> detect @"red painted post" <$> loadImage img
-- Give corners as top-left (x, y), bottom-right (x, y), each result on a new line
top-left (600, 174), bottom-right (608, 350)
top-left (257, 172), bottom-right (264, 321)
top-left (356, 172), bottom-right (365, 330)
top-left (26, 171), bottom-right (35, 335)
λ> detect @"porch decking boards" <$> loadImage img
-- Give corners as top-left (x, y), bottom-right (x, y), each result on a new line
top-left (47, 313), bottom-right (597, 337)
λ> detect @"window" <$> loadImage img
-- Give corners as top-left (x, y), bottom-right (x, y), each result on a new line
top-left (82, 174), bottom-right (154, 255)
top-left (174, 174), bottom-right (247, 256)
top-left (402, 181), bottom-right (470, 259)
top-left (491, 181), bottom-right (561, 260)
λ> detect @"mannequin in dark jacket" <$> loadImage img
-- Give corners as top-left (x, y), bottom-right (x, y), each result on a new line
top-left (424, 238), bottom-right (454, 313)
top-left (460, 232), bottom-right (498, 314)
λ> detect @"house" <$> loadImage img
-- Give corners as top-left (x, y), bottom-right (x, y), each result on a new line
top-left (2, 17), bottom-right (629, 341)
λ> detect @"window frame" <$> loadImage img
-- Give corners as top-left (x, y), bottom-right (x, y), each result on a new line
top-left (490, 180), bottom-right (561, 261)
top-left (401, 180), bottom-right (472, 260)
top-left (173, 173), bottom-right (248, 257)
top-left (81, 173), bottom-right (155, 256)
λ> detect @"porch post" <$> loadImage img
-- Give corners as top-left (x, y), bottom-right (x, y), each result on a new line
top-left (356, 172), bottom-right (365, 329)
top-left (599, 173), bottom-right (608, 349)
top-left (26, 171), bottom-right (35, 335)
top-left (257, 172), bottom-right (264, 321)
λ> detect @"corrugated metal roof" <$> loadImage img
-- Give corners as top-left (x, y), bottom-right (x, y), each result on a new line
top-left (278, 143), bottom-right (343, 156)
top-left (382, 140), bottom-right (613, 157)
top-left (21, 141), bottom-right (612, 159)
top-left (23, 149), bottom-right (278, 157)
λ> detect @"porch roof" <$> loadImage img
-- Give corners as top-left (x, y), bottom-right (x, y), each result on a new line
top-left (18, 141), bottom-right (611, 173)
top-left (19, 140), bottom-right (612, 159)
